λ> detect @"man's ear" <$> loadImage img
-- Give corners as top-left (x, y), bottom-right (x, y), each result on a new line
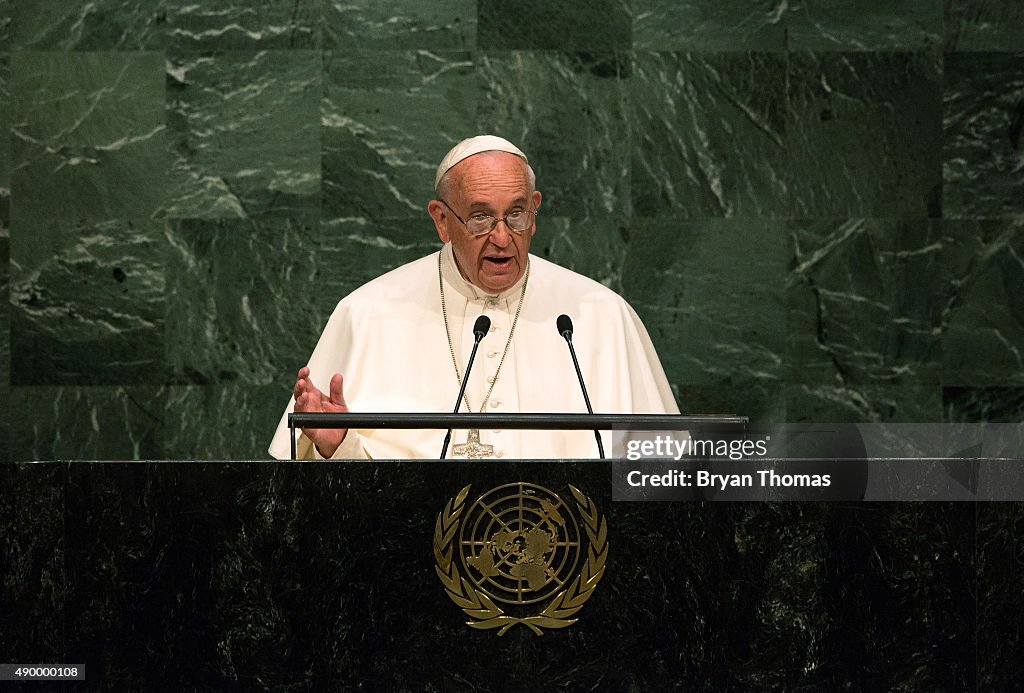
top-left (427, 200), bottom-right (450, 243)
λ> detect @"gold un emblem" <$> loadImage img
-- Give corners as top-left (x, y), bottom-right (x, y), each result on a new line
top-left (433, 483), bottom-right (608, 635)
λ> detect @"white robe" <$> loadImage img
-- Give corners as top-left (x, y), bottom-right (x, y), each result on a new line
top-left (268, 244), bottom-right (679, 459)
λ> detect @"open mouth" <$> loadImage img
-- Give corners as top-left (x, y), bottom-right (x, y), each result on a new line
top-left (484, 256), bottom-right (513, 267)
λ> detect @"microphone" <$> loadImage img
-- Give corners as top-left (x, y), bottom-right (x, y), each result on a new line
top-left (439, 315), bottom-right (490, 458)
top-left (472, 315), bottom-right (490, 340)
top-left (556, 314), bottom-right (605, 459)
top-left (557, 314), bottom-right (573, 340)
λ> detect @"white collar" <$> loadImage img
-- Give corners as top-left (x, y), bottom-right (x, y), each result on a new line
top-left (439, 243), bottom-right (529, 301)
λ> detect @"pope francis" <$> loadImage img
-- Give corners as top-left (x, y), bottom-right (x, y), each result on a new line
top-left (268, 135), bottom-right (679, 459)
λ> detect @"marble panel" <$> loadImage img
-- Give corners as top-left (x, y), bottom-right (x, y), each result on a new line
top-left (674, 382), bottom-right (786, 424)
top-left (164, 384), bottom-right (294, 460)
top-left (478, 52), bottom-right (632, 221)
top-left (165, 51), bottom-right (321, 220)
top-left (7, 462), bottom-right (980, 688)
top-left (787, 0), bottom-right (941, 51)
top-left (944, 387), bottom-right (1024, 423)
top-left (631, 52), bottom-right (789, 218)
top-left (10, 219), bottom-right (167, 386)
top-left (787, 52), bottom-right (942, 218)
top-left (8, 386), bottom-right (164, 461)
top-left (787, 219), bottom-right (948, 386)
top-left (941, 218), bottom-right (1024, 386)
top-left (315, 216), bottom-right (443, 320)
top-left (61, 462), bottom-right (243, 686)
top-left (621, 218), bottom-right (787, 391)
top-left (943, 52), bottom-right (1024, 219)
top-left (0, 49), bottom-right (7, 233)
top-left (839, 503), bottom-right (975, 689)
top-left (711, 502), bottom-right (973, 689)
top-left (322, 50), bottom-right (476, 219)
top-left (0, 237), bottom-right (8, 462)
top-left (478, 0), bottom-right (631, 50)
top-left (10, 0), bottom-right (168, 50)
top-left (0, 463), bottom-right (66, 661)
top-left (634, 0), bottom-right (787, 51)
top-left (0, 0), bottom-right (8, 50)
top-left (0, 46), bottom-right (4, 457)
top-left (324, 0), bottom-right (475, 49)
top-left (0, 24), bottom-right (6, 443)
top-left (166, 0), bottom-right (320, 50)
top-left (946, 0), bottom-right (1024, 51)
top-left (530, 215), bottom-right (631, 294)
top-left (977, 503), bottom-right (1024, 689)
top-left (165, 218), bottom-right (323, 387)
top-left (785, 384), bottom-right (942, 422)
top-left (10, 51), bottom-right (166, 227)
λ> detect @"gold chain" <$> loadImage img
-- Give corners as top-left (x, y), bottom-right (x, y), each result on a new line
top-left (438, 252), bottom-right (529, 414)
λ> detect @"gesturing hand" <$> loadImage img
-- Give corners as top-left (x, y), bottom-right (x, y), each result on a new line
top-left (292, 366), bottom-right (349, 458)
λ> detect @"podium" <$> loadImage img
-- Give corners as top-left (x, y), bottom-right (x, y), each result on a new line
top-left (1, 456), bottom-right (1012, 690)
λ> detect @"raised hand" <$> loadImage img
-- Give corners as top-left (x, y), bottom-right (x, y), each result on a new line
top-left (292, 366), bottom-right (349, 458)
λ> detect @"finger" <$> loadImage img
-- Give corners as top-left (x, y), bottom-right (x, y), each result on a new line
top-left (329, 373), bottom-right (347, 407)
top-left (294, 367), bottom-right (310, 396)
top-left (294, 376), bottom-right (314, 399)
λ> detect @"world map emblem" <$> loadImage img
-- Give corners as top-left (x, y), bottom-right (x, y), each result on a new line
top-left (433, 483), bottom-right (608, 635)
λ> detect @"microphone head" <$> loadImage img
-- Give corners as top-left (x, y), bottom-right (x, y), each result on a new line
top-left (473, 315), bottom-right (491, 341)
top-left (556, 314), bottom-right (573, 340)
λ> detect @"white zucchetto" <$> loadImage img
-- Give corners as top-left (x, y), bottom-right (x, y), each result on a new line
top-left (434, 135), bottom-right (528, 190)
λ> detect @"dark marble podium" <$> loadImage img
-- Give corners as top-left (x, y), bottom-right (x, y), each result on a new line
top-left (1, 460), bottom-right (1020, 691)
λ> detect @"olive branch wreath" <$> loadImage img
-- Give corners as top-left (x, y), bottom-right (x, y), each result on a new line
top-left (433, 484), bottom-right (608, 636)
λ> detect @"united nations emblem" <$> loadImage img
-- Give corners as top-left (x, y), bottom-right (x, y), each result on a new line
top-left (433, 483), bottom-right (608, 635)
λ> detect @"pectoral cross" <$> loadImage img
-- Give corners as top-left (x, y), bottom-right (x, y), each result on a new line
top-left (452, 429), bottom-right (495, 459)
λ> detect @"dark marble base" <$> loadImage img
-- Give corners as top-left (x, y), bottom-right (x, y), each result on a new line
top-left (2, 461), bottom-right (1016, 690)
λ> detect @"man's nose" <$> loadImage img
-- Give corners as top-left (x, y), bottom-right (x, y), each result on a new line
top-left (488, 219), bottom-right (512, 246)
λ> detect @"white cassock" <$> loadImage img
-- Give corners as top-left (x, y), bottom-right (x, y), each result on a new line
top-left (268, 243), bottom-right (679, 459)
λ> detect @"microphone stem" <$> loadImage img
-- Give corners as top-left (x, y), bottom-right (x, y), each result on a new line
top-left (564, 338), bottom-right (605, 459)
top-left (440, 336), bottom-right (483, 459)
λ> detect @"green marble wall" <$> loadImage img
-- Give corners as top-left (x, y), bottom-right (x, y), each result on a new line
top-left (1, 1), bottom-right (1022, 461)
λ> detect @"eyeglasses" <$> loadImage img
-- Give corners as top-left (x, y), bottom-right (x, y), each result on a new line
top-left (438, 198), bottom-right (538, 237)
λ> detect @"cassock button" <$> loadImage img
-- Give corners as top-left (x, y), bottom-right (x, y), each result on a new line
top-left (489, 325), bottom-right (498, 332)
top-left (490, 400), bottom-right (501, 408)
top-left (495, 451), bottom-right (504, 458)
top-left (487, 299), bottom-right (498, 307)
top-left (487, 351), bottom-right (498, 358)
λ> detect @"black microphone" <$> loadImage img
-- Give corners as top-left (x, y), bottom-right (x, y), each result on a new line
top-left (440, 315), bottom-right (490, 458)
top-left (472, 315), bottom-right (490, 340)
top-left (557, 314), bottom-right (573, 340)
top-left (556, 314), bottom-right (605, 459)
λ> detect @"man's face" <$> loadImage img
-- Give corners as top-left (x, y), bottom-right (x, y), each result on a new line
top-left (429, 151), bottom-right (541, 294)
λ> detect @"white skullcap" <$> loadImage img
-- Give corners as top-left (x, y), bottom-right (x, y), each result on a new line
top-left (434, 135), bottom-right (528, 190)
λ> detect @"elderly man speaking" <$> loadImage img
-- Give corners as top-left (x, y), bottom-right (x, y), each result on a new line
top-left (268, 135), bottom-right (678, 460)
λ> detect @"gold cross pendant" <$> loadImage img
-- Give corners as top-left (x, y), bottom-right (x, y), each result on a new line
top-left (452, 429), bottom-right (495, 459)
